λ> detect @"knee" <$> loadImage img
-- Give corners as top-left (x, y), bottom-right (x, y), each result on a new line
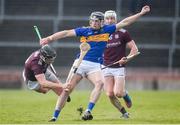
top-left (106, 92), bottom-right (114, 98)
top-left (95, 80), bottom-right (104, 90)
top-left (40, 90), bottom-right (48, 94)
top-left (36, 88), bottom-right (49, 94)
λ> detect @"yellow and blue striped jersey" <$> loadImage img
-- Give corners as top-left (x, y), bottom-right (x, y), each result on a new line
top-left (75, 24), bottom-right (116, 63)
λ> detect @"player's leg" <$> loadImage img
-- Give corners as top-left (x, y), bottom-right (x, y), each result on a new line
top-left (87, 71), bottom-right (104, 103)
top-left (114, 76), bottom-right (125, 97)
top-left (50, 59), bottom-right (87, 122)
top-left (103, 69), bottom-right (129, 118)
top-left (113, 68), bottom-right (132, 108)
top-left (49, 74), bottom-right (82, 121)
top-left (27, 80), bottom-right (50, 93)
top-left (27, 69), bottom-right (62, 95)
top-left (82, 70), bottom-right (104, 120)
top-left (23, 68), bottom-right (50, 94)
top-left (112, 76), bottom-right (129, 118)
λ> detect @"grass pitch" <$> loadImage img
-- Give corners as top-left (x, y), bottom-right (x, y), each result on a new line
top-left (0, 90), bottom-right (180, 124)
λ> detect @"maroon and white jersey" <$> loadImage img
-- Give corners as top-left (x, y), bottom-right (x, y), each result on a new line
top-left (24, 50), bottom-right (49, 81)
top-left (103, 29), bottom-right (132, 68)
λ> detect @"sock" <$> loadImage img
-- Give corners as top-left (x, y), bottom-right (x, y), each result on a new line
top-left (123, 92), bottom-right (130, 101)
top-left (123, 93), bottom-right (128, 99)
top-left (120, 107), bottom-right (127, 114)
top-left (86, 102), bottom-right (95, 112)
top-left (53, 109), bottom-right (61, 119)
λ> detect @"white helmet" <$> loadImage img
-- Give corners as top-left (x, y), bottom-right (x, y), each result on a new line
top-left (104, 10), bottom-right (117, 20)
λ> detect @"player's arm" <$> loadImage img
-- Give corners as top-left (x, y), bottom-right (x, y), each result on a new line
top-left (116, 5), bottom-right (150, 31)
top-left (35, 73), bottom-right (64, 89)
top-left (118, 40), bottom-right (139, 65)
top-left (40, 29), bottom-right (76, 45)
top-left (126, 40), bottom-right (139, 57)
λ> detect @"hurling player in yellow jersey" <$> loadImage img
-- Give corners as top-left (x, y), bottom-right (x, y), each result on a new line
top-left (40, 6), bottom-right (150, 121)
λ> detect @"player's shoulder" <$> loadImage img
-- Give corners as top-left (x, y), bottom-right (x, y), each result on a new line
top-left (78, 26), bottom-right (90, 30)
top-left (30, 51), bottom-right (40, 62)
top-left (102, 24), bottom-right (116, 33)
top-left (116, 28), bottom-right (131, 36)
top-left (103, 24), bottom-right (116, 29)
top-left (76, 26), bottom-right (92, 32)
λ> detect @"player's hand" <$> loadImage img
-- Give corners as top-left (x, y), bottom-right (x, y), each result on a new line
top-left (40, 37), bottom-right (51, 46)
top-left (63, 84), bottom-right (71, 92)
top-left (140, 5), bottom-right (150, 15)
top-left (118, 57), bottom-right (128, 65)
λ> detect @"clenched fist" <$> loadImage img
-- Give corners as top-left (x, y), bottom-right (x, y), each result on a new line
top-left (40, 37), bottom-right (52, 46)
top-left (140, 5), bottom-right (150, 15)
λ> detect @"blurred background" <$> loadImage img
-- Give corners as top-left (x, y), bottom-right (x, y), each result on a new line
top-left (0, 0), bottom-right (180, 90)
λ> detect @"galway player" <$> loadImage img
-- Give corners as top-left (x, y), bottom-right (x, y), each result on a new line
top-left (103, 10), bottom-right (139, 118)
top-left (23, 45), bottom-right (65, 95)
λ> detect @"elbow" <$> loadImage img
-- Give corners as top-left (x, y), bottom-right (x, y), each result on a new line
top-left (63, 30), bottom-right (69, 37)
top-left (133, 49), bottom-right (139, 55)
top-left (63, 30), bottom-right (72, 38)
top-left (134, 48), bottom-right (139, 53)
top-left (122, 20), bottom-right (131, 26)
top-left (132, 48), bottom-right (139, 54)
top-left (116, 21), bottom-right (129, 30)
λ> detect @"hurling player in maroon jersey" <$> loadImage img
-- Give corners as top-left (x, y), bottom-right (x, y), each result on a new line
top-left (103, 10), bottom-right (139, 118)
top-left (23, 45), bottom-right (66, 95)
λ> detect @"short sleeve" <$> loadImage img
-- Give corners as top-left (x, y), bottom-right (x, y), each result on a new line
top-left (75, 27), bottom-right (86, 36)
top-left (103, 24), bottom-right (116, 34)
top-left (31, 61), bottom-right (44, 75)
top-left (123, 30), bottom-right (132, 44)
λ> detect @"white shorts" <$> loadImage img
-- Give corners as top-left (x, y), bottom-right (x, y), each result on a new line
top-left (102, 67), bottom-right (126, 77)
top-left (24, 69), bottom-right (57, 90)
top-left (74, 60), bottom-right (101, 77)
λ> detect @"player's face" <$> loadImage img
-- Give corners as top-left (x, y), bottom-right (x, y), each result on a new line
top-left (45, 57), bottom-right (55, 64)
top-left (104, 16), bottom-right (116, 25)
top-left (89, 19), bottom-right (102, 29)
top-left (40, 55), bottom-right (55, 65)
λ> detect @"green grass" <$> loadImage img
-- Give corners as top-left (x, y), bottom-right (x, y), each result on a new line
top-left (0, 90), bottom-right (180, 124)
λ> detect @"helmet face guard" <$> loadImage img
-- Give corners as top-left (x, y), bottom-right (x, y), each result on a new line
top-left (90, 12), bottom-right (104, 20)
top-left (40, 45), bottom-right (56, 64)
top-left (90, 15), bottom-right (103, 21)
top-left (89, 11), bottom-right (104, 28)
top-left (40, 55), bottom-right (56, 64)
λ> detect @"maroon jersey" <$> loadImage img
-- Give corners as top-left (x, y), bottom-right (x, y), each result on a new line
top-left (24, 50), bottom-right (49, 81)
top-left (103, 29), bottom-right (132, 68)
